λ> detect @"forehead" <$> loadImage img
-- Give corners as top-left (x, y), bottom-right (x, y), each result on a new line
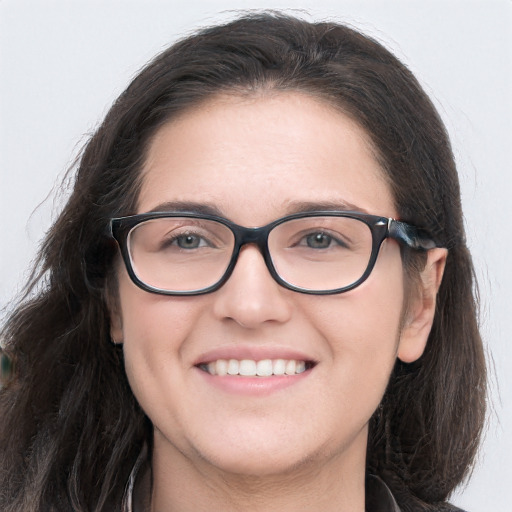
top-left (138, 92), bottom-right (396, 223)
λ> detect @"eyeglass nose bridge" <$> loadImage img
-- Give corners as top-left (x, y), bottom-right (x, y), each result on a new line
top-left (234, 224), bottom-right (271, 246)
top-left (225, 224), bottom-right (276, 282)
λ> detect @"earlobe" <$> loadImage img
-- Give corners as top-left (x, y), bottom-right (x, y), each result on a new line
top-left (398, 248), bottom-right (448, 363)
top-left (110, 316), bottom-right (124, 345)
top-left (106, 293), bottom-right (124, 345)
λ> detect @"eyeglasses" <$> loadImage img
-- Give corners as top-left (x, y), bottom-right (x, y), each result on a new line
top-left (110, 211), bottom-right (437, 296)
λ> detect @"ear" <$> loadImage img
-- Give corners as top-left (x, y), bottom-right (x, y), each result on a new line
top-left (106, 290), bottom-right (124, 345)
top-left (110, 311), bottom-right (124, 345)
top-left (398, 248), bottom-right (447, 363)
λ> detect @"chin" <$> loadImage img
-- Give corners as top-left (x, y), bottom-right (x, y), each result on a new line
top-left (202, 445), bottom-right (316, 478)
top-left (186, 421), bottom-right (338, 478)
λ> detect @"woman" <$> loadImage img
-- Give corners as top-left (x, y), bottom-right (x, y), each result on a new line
top-left (0, 12), bottom-right (486, 512)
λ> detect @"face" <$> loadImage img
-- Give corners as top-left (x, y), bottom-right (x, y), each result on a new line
top-left (112, 92), bottom-right (422, 479)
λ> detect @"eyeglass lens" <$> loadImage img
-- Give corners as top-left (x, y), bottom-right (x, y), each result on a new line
top-left (126, 216), bottom-right (373, 293)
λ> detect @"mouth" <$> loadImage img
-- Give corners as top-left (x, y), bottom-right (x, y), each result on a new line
top-left (197, 358), bottom-right (316, 377)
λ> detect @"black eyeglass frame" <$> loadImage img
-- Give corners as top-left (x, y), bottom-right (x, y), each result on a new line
top-left (110, 211), bottom-right (438, 296)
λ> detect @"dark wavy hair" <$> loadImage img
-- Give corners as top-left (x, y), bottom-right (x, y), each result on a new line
top-left (0, 12), bottom-right (486, 512)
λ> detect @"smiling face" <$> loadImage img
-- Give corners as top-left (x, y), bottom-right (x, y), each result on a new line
top-left (111, 92), bottom-right (426, 485)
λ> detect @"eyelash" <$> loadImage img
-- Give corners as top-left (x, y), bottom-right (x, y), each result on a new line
top-left (292, 229), bottom-right (350, 250)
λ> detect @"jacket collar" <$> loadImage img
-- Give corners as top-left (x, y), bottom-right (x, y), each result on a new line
top-left (365, 474), bottom-right (401, 512)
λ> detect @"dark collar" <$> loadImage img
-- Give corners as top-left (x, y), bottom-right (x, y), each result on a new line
top-left (365, 474), bottom-right (401, 512)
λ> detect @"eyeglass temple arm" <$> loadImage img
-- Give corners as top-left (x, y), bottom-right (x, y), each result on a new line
top-left (388, 219), bottom-right (438, 250)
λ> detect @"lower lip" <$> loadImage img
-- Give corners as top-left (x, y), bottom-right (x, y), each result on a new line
top-left (195, 367), bottom-right (312, 396)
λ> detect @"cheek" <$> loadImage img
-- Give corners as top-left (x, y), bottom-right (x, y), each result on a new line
top-left (301, 242), bottom-right (405, 397)
top-left (114, 271), bottom-right (207, 406)
top-left (306, 287), bottom-right (402, 379)
top-left (116, 263), bottom-right (207, 345)
top-left (314, 246), bottom-right (404, 349)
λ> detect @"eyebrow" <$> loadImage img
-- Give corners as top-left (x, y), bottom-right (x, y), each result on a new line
top-left (143, 199), bottom-right (369, 218)
top-left (282, 200), bottom-right (369, 215)
top-left (145, 201), bottom-right (225, 216)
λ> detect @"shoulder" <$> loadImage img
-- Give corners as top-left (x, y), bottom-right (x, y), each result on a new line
top-left (433, 506), bottom-right (468, 512)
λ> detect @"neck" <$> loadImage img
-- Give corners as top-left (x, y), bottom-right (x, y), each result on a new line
top-left (149, 431), bottom-right (367, 512)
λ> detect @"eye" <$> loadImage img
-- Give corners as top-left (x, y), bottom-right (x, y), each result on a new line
top-left (305, 232), bottom-right (333, 249)
top-left (166, 233), bottom-right (210, 250)
top-left (299, 231), bottom-right (349, 250)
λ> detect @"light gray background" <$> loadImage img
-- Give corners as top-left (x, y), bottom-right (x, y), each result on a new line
top-left (1, 1), bottom-right (510, 510)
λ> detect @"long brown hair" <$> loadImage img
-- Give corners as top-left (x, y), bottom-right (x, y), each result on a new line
top-left (0, 12), bottom-right (486, 511)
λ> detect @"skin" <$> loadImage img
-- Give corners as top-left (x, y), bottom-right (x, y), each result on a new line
top-left (110, 92), bottom-right (446, 512)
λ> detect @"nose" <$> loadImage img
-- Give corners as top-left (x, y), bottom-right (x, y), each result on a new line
top-left (212, 245), bottom-right (293, 328)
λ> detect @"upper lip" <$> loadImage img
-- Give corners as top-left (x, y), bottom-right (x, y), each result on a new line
top-left (194, 345), bottom-right (318, 366)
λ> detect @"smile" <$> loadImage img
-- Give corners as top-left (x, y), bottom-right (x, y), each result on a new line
top-left (199, 359), bottom-right (314, 377)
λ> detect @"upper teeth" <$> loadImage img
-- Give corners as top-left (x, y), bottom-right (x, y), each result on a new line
top-left (204, 359), bottom-right (307, 377)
